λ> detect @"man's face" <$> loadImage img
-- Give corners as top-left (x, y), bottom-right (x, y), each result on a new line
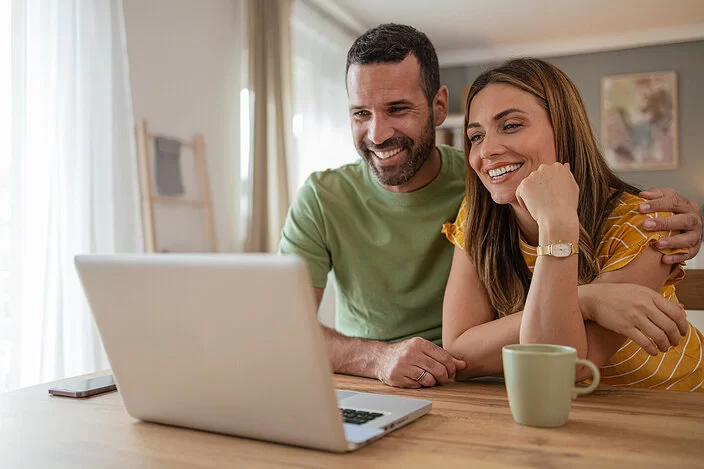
top-left (347, 55), bottom-right (436, 188)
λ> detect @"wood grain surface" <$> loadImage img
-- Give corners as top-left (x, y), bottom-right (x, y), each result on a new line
top-left (1, 372), bottom-right (702, 468)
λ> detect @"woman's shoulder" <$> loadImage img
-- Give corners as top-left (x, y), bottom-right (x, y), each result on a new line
top-left (601, 192), bottom-right (659, 246)
top-left (604, 192), bottom-right (646, 221)
top-left (442, 196), bottom-right (468, 250)
top-left (603, 191), bottom-right (678, 236)
top-left (598, 191), bottom-right (686, 273)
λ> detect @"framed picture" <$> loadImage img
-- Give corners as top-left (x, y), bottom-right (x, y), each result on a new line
top-left (601, 71), bottom-right (678, 171)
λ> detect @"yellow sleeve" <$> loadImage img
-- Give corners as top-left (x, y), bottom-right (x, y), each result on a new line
top-left (599, 196), bottom-right (686, 283)
top-left (441, 197), bottom-right (467, 250)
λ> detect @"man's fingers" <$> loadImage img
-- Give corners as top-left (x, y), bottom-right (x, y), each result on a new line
top-left (654, 229), bottom-right (700, 250)
top-left (662, 252), bottom-right (693, 265)
top-left (652, 295), bottom-right (688, 336)
top-left (643, 213), bottom-right (700, 233)
top-left (416, 355), bottom-right (450, 384)
top-left (396, 377), bottom-right (422, 389)
top-left (421, 342), bottom-right (460, 378)
top-left (639, 189), bottom-right (664, 201)
top-left (416, 368), bottom-right (437, 388)
top-left (639, 193), bottom-right (692, 215)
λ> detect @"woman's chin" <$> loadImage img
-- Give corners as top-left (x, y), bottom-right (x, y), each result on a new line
top-left (490, 191), bottom-right (516, 205)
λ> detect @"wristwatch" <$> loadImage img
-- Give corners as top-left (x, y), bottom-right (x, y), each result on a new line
top-left (536, 241), bottom-right (579, 258)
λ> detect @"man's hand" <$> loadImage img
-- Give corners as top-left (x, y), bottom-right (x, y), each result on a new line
top-left (639, 188), bottom-right (702, 264)
top-left (376, 337), bottom-right (466, 388)
top-left (580, 283), bottom-right (687, 356)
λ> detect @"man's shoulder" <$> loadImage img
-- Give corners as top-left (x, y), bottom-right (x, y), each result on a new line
top-left (437, 145), bottom-right (465, 177)
top-left (300, 160), bottom-right (369, 198)
top-left (437, 144), bottom-right (464, 159)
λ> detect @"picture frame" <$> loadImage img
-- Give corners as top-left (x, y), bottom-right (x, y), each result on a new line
top-left (601, 71), bottom-right (678, 171)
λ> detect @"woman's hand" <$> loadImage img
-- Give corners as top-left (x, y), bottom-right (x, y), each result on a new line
top-left (515, 162), bottom-right (580, 233)
top-left (579, 283), bottom-right (688, 355)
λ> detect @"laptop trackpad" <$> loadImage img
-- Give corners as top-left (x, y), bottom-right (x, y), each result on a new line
top-left (335, 390), bottom-right (358, 402)
top-left (343, 423), bottom-right (384, 444)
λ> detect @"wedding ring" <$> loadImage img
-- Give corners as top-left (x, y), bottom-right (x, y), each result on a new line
top-left (414, 369), bottom-right (427, 382)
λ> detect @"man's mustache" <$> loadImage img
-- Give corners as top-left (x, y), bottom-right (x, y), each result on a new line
top-left (359, 136), bottom-right (413, 153)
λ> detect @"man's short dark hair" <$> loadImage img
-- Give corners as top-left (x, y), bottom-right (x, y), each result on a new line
top-left (346, 23), bottom-right (440, 105)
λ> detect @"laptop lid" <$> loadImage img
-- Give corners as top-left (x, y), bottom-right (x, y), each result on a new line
top-left (75, 254), bottom-right (351, 452)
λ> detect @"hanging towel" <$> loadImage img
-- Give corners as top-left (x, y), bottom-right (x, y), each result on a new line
top-left (154, 136), bottom-right (185, 196)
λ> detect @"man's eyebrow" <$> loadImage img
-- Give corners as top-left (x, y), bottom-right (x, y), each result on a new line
top-left (467, 108), bottom-right (527, 129)
top-left (387, 100), bottom-right (414, 107)
top-left (349, 99), bottom-right (415, 111)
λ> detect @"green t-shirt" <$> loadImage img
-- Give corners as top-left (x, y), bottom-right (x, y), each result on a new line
top-left (279, 145), bottom-right (465, 344)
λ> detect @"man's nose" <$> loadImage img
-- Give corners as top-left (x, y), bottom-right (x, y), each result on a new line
top-left (367, 115), bottom-right (394, 145)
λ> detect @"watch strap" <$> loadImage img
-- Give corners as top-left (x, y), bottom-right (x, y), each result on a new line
top-left (536, 242), bottom-right (579, 257)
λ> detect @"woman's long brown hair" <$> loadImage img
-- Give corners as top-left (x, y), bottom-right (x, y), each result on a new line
top-left (463, 58), bottom-right (640, 316)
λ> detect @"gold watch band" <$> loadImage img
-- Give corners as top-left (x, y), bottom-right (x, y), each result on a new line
top-left (536, 241), bottom-right (579, 257)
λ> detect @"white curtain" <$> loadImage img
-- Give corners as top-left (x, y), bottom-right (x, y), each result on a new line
top-left (0, 0), bottom-right (142, 391)
top-left (289, 0), bottom-right (358, 196)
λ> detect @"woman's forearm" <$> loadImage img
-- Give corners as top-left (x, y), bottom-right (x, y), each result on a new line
top-left (447, 312), bottom-right (524, 380)
top-left (521, 222), bottom-right (587, 356)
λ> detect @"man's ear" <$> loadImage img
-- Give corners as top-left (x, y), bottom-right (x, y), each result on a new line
top-left (433, 86), bottom-right (449, 127)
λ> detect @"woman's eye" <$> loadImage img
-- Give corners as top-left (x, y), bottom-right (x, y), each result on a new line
top-left (504, 122), bottom-right (522, 131)
top-left (468, 134), bottom-right (483, 143)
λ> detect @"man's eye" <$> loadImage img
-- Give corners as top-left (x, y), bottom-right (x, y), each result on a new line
top-left (353, 110), bottom-right (370, 118)
top-left (389, 107), bottom-right (408, 113)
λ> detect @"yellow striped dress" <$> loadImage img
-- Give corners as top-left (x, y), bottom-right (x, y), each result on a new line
top-left (442, 192), bottom-right (704, 392)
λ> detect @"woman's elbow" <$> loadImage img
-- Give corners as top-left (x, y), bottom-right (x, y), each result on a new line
top-left (442, 332), bottom-right (461, 357)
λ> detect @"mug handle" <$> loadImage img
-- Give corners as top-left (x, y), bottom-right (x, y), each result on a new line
top-left (572, 358), bottom-right (601, 396)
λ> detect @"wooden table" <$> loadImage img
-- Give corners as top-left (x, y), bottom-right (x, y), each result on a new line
top-left (1, 372), bottom-right (703, 468)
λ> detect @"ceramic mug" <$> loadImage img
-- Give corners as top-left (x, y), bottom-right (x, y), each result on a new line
top-left (502, 344), bottom-right (600, 428)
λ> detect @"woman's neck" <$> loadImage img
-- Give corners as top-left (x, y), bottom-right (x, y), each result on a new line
top-left (510, 202), bottom-right (540, 246)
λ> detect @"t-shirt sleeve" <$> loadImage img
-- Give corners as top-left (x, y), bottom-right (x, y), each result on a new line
top-left (599, 202), bottom-right (687, 281)
top-left (441, 197), bottom-right (467, 250)
top-left (278, 179), bottom-right (331, 289)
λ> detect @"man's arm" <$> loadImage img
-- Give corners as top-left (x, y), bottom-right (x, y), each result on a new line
top-left (283, 181), bottom-right (465, 388)
top-left (639, 188), bottom-right (702, 263)
top-left (312, 287), bottom-right (465, 388)
top-left (312, 287), bottom-right (380, 378)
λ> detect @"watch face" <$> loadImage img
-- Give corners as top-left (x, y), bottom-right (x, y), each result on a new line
top-left (552, 243), bottom-right (572, 257)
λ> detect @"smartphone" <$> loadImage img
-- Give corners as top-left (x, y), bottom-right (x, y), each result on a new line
top-left (48, 374), bottom-right (117, 398)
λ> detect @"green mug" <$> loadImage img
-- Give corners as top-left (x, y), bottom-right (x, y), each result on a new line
top-left (502, 344), bottom-right (600, 428)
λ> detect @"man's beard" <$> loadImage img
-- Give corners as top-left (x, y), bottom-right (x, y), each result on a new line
top-left (356, 115), bottom-right (435, 186)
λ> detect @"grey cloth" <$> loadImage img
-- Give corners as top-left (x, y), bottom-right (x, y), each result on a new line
top-left (154, 136), bottom-right (185, 196)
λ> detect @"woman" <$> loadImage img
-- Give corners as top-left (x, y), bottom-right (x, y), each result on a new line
top-left (442, 58), bottom-right (703, 391)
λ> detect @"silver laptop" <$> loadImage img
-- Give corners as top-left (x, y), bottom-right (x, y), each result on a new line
top-left (74, 254), bottom-right (431, 452)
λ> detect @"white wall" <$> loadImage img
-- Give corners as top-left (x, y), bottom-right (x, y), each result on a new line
top-left (122, 0), bottom-right (245, 252)
top-left (685, 252), bottom-right (704, 332)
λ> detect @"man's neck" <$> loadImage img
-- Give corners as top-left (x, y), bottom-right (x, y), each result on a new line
top-left (378, 147), bottom-right (443, 193)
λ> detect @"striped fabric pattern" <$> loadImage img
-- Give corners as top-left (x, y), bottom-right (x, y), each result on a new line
top-left (442, 193), bottom-right (704, 392)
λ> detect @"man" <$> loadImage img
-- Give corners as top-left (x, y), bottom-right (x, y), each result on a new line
top-left (279, 24), bottom-right (702, 388)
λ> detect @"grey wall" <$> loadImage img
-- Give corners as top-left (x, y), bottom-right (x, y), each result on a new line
top-left (440, 40), bottom-right (704, 205)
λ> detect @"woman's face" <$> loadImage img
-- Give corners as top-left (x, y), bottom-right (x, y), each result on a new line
top-left (466, 83), bottom-right (557, 205)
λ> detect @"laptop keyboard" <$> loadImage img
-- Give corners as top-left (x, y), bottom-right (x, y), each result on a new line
top-left (340, 408), bottom-right (384, 425)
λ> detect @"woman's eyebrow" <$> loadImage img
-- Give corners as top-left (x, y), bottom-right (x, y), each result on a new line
top-left (467, 108), bottom-right (527, 128)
